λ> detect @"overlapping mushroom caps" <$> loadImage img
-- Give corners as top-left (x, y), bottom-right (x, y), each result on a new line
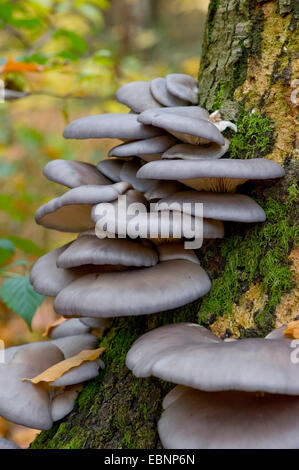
top-left (126, 323), bottom-right (299, 449)
top-left (0, 333), bottom-right (104, 430)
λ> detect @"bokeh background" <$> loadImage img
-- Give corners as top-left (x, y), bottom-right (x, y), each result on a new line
top-left (0, 0), bottom-right (209, 447)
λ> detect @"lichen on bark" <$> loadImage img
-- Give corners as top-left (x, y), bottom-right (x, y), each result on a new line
top-left (32, 0), bottom-right (298, 449)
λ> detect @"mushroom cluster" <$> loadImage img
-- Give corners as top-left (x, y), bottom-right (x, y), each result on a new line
top-left (0, 326), bottom-right (104, 430)
top-left (11, 72), bottom-right (285, 447)
top-left (126, 323), bottom-right (299, 449)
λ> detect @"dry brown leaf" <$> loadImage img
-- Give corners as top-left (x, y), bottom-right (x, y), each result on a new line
top-left (23, 348), bottom-right (105, 384)
top-left (284, 320), bottom-right (299, 339)
top-left (42, 317), bottom-right (65, 337)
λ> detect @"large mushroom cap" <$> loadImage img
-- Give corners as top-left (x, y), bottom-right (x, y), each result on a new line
top-left (138, 110), bottom-right (224, 146)
top-left (165, 73), bottom-right (199, 104)
top-left (97, 159), bottom-right (124, 183)
top-left (115, 81), bottom-right (162, 113)
top-left (126, 323), bottom-right (299, 395)
top-left (63, 113), bottom-right (163, 140)
top-left (156, 191), bottom-right (266, 222)
top-left (162, 140), bottom-right (230, 161)
top-left (54, 261), bottom-right (211, 318)
top-left (137, 158), bottom-right (285, 192)
top-left (109, 135), bottom-right (178, 159)
top-left (56, 234), bottom-right (158, 269)
top-left (159, 386), bottom-right (299, 449)
top-left (150, 78), bottom-right (189, 107)
top-left (43, 160), bottom-right (111, 188)
top-left (35, 182), bottom-right (130, 232)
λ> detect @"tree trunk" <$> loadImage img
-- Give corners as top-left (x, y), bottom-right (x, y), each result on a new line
top-left (31, 0), bottom-right (298, 449)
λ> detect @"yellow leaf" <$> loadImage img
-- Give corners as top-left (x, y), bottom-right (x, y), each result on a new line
top-left (23, 348), bottom-right (105, 384)
top-left (43, 317), bottom-right (66, 337)
top-left (284, 320), bottom-right (299, 339)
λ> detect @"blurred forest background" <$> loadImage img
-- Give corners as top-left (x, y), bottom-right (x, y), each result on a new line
top-left (0, 0), bottom-right (209, 447)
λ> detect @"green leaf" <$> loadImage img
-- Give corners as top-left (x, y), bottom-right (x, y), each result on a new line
top-left (0, 238), bottom-right (15, 265)
top-left (0, 276), bottom-right (44, 328)
top-left (53, 29), bottom-right (88, 54)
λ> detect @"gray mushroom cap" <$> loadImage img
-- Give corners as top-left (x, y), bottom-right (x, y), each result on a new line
top-left (51, 334), bottom-right (98, 358)
top-left (158, 386), bottom-right (299, 449)
top-left (63, 113), bottom-right (163, 140)
top-left (49, 318), bottom-right (91, 339)
top-left (157, 243), bottom-right (200, 264)
top-left (115, 81), bottom-right (162, 113)
top-left (51, 385), bottom-right (82, 422)
top-left (150, 78), bottom-right (189, 107)
top-left (97, 159), bottom-right (124, 182)
top-left (138, 108), bottom-right (224, 146)
top-left (155, 191), bottom-right (266, 223)
top-left (138, 106), bottom-right (209, 124)
top-left (108, 135), bottom-right (178, 159)
top-left (136, 158), bottom-right (285, 192)
top-left (43, 159), bottom-right (111, 188)
top-left (30, 244), bottom-right (87, 296)
top-left (51, 358), bottom-right (104, 387)
top-left (56, 234), bottom-right (158, 269)
top-left (0, 438), bottom-right (20, 449)
top-left (54, 260), bottom-right (211, 318)
top-left (35, 182), bottom-right (131, 232)
top-left (144, 180), bottom-right (187, 202)
top-left (166, 73), bottom-right (199, 104)
top-left (0, 342), bottom-right (64, 430)
top-left (162, 140), bottom-right (230, 160)
top-left (119, 159), bottom-right (155, 192)
top-left (126, 322), bottom-right (299, 395)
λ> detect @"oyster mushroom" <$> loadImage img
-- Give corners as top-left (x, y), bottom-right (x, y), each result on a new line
top-left (136, 158), bottom-right (285, 192)
top-left (165, 73), bottom-right (199, 105)
top-left (150, 78), bottom-right (189, 107)
top-left (155, 191), bottom-right (266, 222)
top-left (115, 81), bottom-right (162, 113)
top-left (63, 113), bottom-right (163, 140)
top-left (35, 181), bottom-right (131, 232)
top-left (97, 159), bottom-right (124, 183)
top-left (43, 159), bottom-right (111, 188)
top-left (109, 135), bottom-right (178, 161)
top-left (126, 323), bottom-right (299, 449)
top-left (162, 140), bottom-right (230, 160)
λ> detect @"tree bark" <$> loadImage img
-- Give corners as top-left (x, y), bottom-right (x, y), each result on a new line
top-left (32, 0), bottom-right (298, 449)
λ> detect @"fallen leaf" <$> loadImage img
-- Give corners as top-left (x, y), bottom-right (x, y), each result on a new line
top-left (284, 320), bottom-right (299, 339)
top-left (43, 317), bottom-right (65, 337)
top-left (23, 348), bottom-right (105, 384)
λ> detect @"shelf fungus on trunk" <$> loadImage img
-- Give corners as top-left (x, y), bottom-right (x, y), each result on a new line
top-left (126, 323), bottom-right (299, 449)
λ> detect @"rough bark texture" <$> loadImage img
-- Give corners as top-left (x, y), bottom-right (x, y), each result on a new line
top-left (32, 0), bottom-right (298, 449)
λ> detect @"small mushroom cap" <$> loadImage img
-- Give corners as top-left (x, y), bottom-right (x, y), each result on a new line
top-left (30, 244), bottom-right (86, 296)
top-left (43, 159), bottom-right (111, 188)
top-left (126, 323), bottom-right (299, 395)
top-left (56, 234), bottom-right (158, 269)
top-left (52, 358), bottom-right (104, 387)
top-left (0, 342), bottom-right (64, 430)
top-left (35, 182), bottom-right (130, 232)
top-left (51, 334), bottom-right (98, 358)
top-left (137, 158), bottom-right (285, 192)
top-left (80, 317), bottom-right (108, 330)
top-left (49, 318), bottom-right (91, 339)
top-left (138, 106), bottom-right (209, 125)
top-left (155, 191), bottom-right (266, 223)
top-left (54, 260), bottom-right (211, 318)
top-left (109, 135), bottom-right (178, 158)
top-left (51, 385), bottom-right (82, 422)
top-left (97, 159), bottom-right (124, 182)
top-left (157, 243), bottom-right (200, 264)
top-left (158, 387), bottom-right (299, 449)
top-left (120, 159), bottom-right (155, 192)
top-left (63, 113), bottom-right (163, 140)
top-left (138, 111), bottom-right (224, 146)
top-left (150, 78), bottom-right (188, 107)
top-left (0, 438), bottom-right (20, 449)
top-left (166, 73), bottom-right (199, 104)
top-left (115, 81), bottom-right (162, 113)
top-left (162, 140), bottom-right (230, 160)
